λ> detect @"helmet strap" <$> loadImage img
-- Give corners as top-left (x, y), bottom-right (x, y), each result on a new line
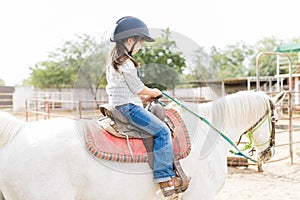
top-left (128, 37), bottom-right (140, 56)
top-left (117, 36), bottom-right (141, 56)
top-left (116, 41), bottom-right (129, 53)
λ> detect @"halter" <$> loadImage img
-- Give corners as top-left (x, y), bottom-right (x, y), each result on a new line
top-left (236, 99), bottom-right (276, 154)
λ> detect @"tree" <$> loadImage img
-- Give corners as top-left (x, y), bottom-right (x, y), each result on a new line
top-left (247, 36), bottom-right (283, 76)
top-left (29, 62), bottom-right (73, 89)
top-left (134, 28), bottom-right (187, 91)
top-left (72, 34), bottom-right (110, 100)
top-left (0, 79), bottom-right (5, 86)
top-left (29, 34), bottom-right (110, 99)
top-left (189, 47), bottom-right (213, 80)
top-left (210, 41), bottom-right (253, 79)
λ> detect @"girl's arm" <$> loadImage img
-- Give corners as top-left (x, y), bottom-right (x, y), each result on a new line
top-left (138, 86), bottom-right (162, 97)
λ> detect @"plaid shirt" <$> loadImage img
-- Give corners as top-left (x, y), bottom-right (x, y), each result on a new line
top-left (106, 60), bottom-right (145, 107)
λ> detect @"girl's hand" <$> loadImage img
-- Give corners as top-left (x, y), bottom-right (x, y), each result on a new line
top-left (151, 88), bottom-right (162, 97)
top-left (141, 95), bottom-right (153, 103)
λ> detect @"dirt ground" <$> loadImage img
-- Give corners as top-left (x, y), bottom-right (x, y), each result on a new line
top-left (215, 155), bottom-right (300, 200)
top-left (216, 116), bottom-right (300, 200)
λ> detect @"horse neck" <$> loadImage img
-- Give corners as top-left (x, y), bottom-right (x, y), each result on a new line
top-left (0, 111), bottom-right (23, 147)
top-left (196, 91), bottom-right (269, 142)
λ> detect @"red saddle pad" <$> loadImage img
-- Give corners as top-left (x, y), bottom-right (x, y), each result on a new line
top-left (81, 108), bottom-right (191, 163)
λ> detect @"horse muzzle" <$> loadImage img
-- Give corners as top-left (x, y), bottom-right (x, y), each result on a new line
top-left (259, 146), bottom-right (275, 162)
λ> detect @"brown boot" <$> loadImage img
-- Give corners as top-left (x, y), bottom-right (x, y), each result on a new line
top-left (159, 177), bottom-right (182, 197)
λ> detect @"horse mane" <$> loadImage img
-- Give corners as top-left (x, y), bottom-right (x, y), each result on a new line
top-left (166, 90), bottom-right (270, 132)
top-left (166, 91), bottom-right (271, 159)
top-left (219, 91), bottom-right (270, 123)
top-left (168, 90), bottom-right (269, 111)
top-left (0, 111), bottom-right (24, 147)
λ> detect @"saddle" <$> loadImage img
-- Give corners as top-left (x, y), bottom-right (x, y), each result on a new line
top-left (98, 103), bottom-right (174, 139)
top-left (97, 102), bottom-right (190, 191)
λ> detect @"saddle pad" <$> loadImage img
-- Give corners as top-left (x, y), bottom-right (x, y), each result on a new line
top-left (81, 108), bottom-right (191, 163)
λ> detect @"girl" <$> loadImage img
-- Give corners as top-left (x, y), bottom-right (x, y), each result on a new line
top-left (106, 16), bottom-right (181, 197)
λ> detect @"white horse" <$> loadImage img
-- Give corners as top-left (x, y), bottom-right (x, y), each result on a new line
top-left (0, 91), bottom-right (285, 200)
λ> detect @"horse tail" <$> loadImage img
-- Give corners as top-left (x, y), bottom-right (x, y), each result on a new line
top-left (0, 111), bottom-right (23, 147)
top-left (0, 190), bottom-right (5, 200)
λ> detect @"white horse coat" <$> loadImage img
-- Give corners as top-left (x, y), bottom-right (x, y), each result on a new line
top-left (0, 91), bottom-right (284, 200)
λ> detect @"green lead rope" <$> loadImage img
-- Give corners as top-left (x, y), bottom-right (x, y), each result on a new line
top-left (161, 91), bottom-right (258, 163)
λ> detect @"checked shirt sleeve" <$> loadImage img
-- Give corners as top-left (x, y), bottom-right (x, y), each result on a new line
top-left (119, 61), bottom-right (145, 94)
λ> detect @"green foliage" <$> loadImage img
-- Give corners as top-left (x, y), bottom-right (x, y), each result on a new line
top-left (28, 30), bottom-right (300, 96)
top-left (247, 37), bottom-right (284, 76)
top-left (189, 47), bottom-right (213, 81)
top-left (28, 34), bottom-right (110, 98)
top-left (210, 41), bottom-right (254, 79)
top-left (134, 28), bottom-right (186, 90)
top-left (28, 29), bottom-right (187, 95)
top-left (195, 36), bottom-right (299, 80)
top-left (0, 79), bottom-right (5, 86)
top-left (29, 62), bottom-right (73, 89)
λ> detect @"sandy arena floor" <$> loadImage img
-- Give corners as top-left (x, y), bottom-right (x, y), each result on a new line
top-left (215, 155), bottom-right (300, 200)
top-left (216, 116), bottom-right (300, 200)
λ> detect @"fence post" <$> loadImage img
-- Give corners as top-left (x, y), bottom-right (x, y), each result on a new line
top-left (288, 91), bottom-right (293, 164)
top-left (44, 98), bottom-right (50, 120)
top-left (25, 99), bottom-right (28, 122)
top-left (78, 101), bottom-right (82, 119)
top-left (35, 97), bottom-right (38, 121)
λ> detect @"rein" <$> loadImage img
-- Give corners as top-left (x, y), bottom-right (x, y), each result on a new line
top-left (236, 100), bottom-right (276, 153)
top-left (236, 109), bottom-right (269, 146)
top-left (162, 92), bottom-right (276, 163)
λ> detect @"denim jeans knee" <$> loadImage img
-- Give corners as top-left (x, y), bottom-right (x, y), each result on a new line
top-left (116, 103), bottom-right (175, 182)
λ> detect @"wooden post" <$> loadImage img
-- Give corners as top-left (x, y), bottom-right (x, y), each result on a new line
top-left (35, 97), bottom-right (38, 121)
top-left (25, 99), bottom-right (28, 122)
top-left (78, 101), bottom-right (82, 119)
top-left (257, 161), bottom-right (263, 172)
top-left (227, 157), bottom-right (249, 168)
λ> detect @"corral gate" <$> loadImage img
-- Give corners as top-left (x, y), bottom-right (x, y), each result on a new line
top-left (0, 86), bottom-right (15, 109)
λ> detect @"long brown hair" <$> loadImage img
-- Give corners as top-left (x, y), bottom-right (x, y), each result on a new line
top-left (110, 37), bottom-right (140, 72)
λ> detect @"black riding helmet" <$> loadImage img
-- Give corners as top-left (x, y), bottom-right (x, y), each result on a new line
top-left (110, 16), bottom-right (155, 43)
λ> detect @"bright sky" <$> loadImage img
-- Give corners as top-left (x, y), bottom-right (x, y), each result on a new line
top-left (0, 0), bottom-right (299, 86)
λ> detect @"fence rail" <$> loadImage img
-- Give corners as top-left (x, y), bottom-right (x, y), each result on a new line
top-left (24, 92), bottom-right (300, 172)
top-left (25, 97), bottom-right (107, 121)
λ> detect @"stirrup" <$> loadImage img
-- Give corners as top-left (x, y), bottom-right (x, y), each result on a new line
top-left (175, 176), bottom-right (191, 194)
top-left (174, 160), bottom-right (191, 193)
top-left (159, 177), bottom-right (181, 197)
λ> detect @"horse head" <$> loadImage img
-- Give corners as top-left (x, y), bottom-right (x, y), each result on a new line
top-left (165, 91), bottom-right (286, 163)
top-left (249, 91), bottom-right (286, 162)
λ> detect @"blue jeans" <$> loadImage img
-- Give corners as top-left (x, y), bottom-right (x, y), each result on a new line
top-left (116, 103), bottom-right (175, 183)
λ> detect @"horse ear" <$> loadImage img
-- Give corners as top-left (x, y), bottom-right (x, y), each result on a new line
top-left (271, 91), bottom-right (286, 105)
